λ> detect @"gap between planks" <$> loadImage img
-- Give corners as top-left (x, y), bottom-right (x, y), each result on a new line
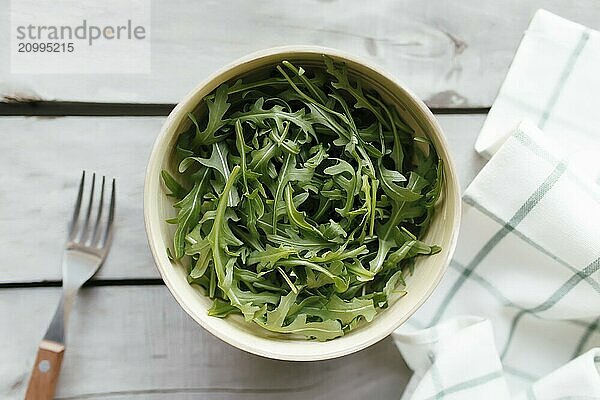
top-left (0, 279), bottom-right (165, 289)
top-left (0, 101), bottom-right (490, 117)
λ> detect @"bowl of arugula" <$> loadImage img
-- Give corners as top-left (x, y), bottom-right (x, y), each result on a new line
top-left (144, 46), bottom-right (461, 361)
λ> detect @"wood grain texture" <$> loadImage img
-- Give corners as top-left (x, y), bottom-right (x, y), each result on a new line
top-left (2, 286), bottom-right (410, 399)
top-left (0, 114), bottom-right (486, 283)
top-left (1, 0), bottom-right (599, 106)
top-left (25, 340), bottom-right (65, 400)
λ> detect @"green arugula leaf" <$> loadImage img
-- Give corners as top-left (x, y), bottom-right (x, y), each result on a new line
top-left (208, 298), bottom-right (241, 318)
top-left (377, 160), bottom-right (421, 203)
top-left (290, 295), bottom-right (376, 326)
top-left (346, 258), bottom-right (376, 282)
top-left (191, 84), bottom-right (231, 146)
top-left (264, 291), bottom-right (298, 327)
top-left (161, 170), bottom-right (187, 200)
top-left (383, 270), bottom-right (408, 306)
top-left (257, 313), bottom-right (343, 341)
top-left (232, 98), bottom-right (314, 135)
top-left (247, 245), bottom-right (297, 272)
top-left (267, 229), bottom-right (338, 256)
top-left (324, 56), bottom-right (389, 129)
top-left (283, 184), bottom-right (324, 239)
top-left (277, 259), bottom-right (349, 293)
top-left (171, 168), bottom-right (210, 259)
top-left (179, 142), bottom-right (239, 206)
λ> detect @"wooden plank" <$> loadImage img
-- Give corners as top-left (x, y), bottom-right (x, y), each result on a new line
top-left (0, 117), bottom-right (162, 283)
top-left (0, 114), bottom-right (486, 283)
top-left (0, 285), bottom-right (411, 399)
top-left (439, 114), bottom-right (486, 189)
top-left (2, 1), bottom-right (600, 106)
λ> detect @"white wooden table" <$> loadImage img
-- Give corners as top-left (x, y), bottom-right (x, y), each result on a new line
top-left (1, 2), bottom-right (599, 399)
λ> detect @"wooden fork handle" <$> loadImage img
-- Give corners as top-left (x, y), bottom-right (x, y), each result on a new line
top-left (25, 340), bottom-right (65, 400)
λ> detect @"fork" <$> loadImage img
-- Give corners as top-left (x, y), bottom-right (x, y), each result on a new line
top-left (25, 172), bottom-right (116, 400)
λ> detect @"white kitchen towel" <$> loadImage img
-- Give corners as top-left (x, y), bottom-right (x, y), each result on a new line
top-left (394, 121), bottom-right (600, 399)
top-left (395, 316), bottom-right (600, 400)
top-left (475, 9), bottom-right (600, 161)
top-left (392, 9), bottom-right (600, 399)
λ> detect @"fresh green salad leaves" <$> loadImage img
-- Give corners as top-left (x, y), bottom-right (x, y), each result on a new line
top-left (162, 56), bottom-right (442, 341)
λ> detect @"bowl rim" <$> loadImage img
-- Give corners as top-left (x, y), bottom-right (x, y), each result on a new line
top-left (144, 45), bottom-right (461, 361)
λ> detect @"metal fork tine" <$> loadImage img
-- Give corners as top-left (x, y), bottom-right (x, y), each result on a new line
top-left (68, 171), bottom-right (85, 240)
top-left (91, 176), bottom-right (106, 246)
top-left (78, 173), bottom-right (96, 243)
top-left (100, 179), bottom-right (116, 248)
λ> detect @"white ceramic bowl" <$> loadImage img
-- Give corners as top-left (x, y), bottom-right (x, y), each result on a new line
top-left (144, 46), bottom-right (461, 361)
